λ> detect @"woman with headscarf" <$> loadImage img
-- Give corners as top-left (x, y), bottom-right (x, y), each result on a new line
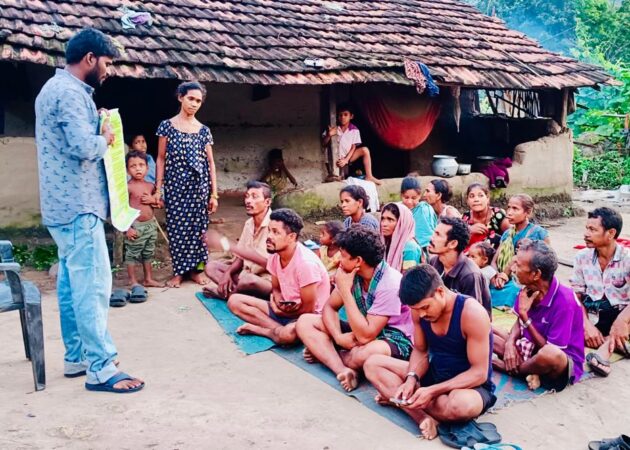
top-left (380, 202), bottom-right (423, 273)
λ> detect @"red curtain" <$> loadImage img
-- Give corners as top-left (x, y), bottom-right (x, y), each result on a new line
top-left (357, 88), bottom-right (441, 151)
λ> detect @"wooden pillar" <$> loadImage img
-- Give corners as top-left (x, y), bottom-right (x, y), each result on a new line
top-left (326, 84), bottom-right (340, 178)
top-left (113, 231), bottom-right (124, 267)
top-left (559, 88), bottom-right (569, 128)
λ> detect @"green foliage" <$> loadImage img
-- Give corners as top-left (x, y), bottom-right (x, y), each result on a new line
top-left (465, 0), bottom-right (630, 59)
top-left (465, 0), bottom-right (629, 188)
top-left (573, 149), bottom-right (630, 189)
top-left (570, 65), bottom-right (630, 149)
top-left (13, 243), bottom-right (58, 271)
top-left (464, 0), bottom-right (578, 53)
top-left (574, 0), bottom-right (630, 65)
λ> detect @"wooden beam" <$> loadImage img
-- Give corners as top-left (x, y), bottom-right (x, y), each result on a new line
top-left (485, 90), bottom-right (498, 115)
top-left (492, 93), bottom-right (535, 118)
top-left (327, 85), bottom-right (340, 178)
top-left (559, 88), bottom-right (569, 127)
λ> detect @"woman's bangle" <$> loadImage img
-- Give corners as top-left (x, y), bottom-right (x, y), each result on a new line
top-left (211, 193), bottom-right (219, 200)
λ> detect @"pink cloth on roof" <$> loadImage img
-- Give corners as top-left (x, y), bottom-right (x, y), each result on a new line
top-left (382, 202), bottom-right (416, 272)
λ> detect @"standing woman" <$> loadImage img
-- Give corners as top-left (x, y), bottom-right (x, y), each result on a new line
top-left (461, 182), bottom-right (509, 252)
top-left (155, 81), bottom-right (219, 288)
top-left (380, 202), bottom-right (423, 273)
top-left (423, 179), bottom-right (461, 219)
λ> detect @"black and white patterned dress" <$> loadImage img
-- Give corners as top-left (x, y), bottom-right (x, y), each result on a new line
top-left (156, 120), bottom-right (213, 276)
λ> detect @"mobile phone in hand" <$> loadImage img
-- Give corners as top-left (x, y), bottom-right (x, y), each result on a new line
top-left (389, 397), bottom-right (409, 406)
top-left (279, 301), bottom-right (297, 307)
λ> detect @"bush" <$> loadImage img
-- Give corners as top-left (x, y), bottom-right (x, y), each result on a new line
top-left (573, 148), bottom-right (630, 189)
top-left (13, 244), bottom-right (58, 271)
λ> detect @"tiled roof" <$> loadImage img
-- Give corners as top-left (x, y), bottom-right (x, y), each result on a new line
top-left (0, 0), bottom-right (615, 89)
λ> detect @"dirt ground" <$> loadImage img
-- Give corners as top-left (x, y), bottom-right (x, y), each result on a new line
top-left (1, 192), bottom-right (629, 449)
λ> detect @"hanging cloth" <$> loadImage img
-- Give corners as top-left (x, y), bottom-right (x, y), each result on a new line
top-left (356, 86), bottom-right (441, 150)
top-left (404, 59), bottom-right (440, 97)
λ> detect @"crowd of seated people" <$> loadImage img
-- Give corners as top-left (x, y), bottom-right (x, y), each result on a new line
top-left (203, 178), bottom-right (628, 440)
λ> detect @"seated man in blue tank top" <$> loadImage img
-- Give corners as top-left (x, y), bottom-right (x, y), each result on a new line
top-left (364, 264), bottom-right (496, 441)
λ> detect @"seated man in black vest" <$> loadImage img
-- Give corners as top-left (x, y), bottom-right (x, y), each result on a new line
top-left (364, 264), bottom-right (496, 440)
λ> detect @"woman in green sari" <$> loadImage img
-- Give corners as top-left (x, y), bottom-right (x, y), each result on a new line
top-left (490, 194), bottom-right (550, 307)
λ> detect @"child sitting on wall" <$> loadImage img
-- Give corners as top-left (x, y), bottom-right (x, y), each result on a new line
top-left (321, 103), bottom-right (381, 185)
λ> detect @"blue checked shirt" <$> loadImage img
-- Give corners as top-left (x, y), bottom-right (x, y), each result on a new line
top-left (35, 69), bottom-right (109, 226)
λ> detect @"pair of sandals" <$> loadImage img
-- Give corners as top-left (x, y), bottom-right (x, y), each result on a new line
top-left (110, 285), bottom-right (148, 307)
top-left (438, 421), bottom-right (503, 449)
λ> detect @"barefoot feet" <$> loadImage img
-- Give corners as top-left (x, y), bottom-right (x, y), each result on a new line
top-left (419, 416), bottom-right (438, 440)
top-left (190, 271), bottom-right (210, 285)
top-left (526, 374), bottom-right (541, 390)
top-left (202, 284), bottom-right (223, 299)
top-left (166, 275), bottom-right (183, 288)
top-left (374, 393), bottom-right (391, 406)
top-left (303, 347), bottom-right (319, 364)
top-left (366, 176), bottom-right (382, 186)
top-left (236, 324), bottom-right (255, 335)
top-left (336, 369), bottom-right (358, 392)
top-left (143, 278), bottom-right (164, 288)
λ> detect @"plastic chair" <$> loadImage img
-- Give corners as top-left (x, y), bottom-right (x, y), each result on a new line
top-left (0, 240), bottom-right (46, 391)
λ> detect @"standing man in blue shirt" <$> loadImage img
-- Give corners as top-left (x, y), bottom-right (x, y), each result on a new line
top-left (35, 28), bottom-right (144, 393)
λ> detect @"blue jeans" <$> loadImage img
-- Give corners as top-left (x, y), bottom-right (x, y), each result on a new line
top-left (48, 214), bottom-right (118, 384)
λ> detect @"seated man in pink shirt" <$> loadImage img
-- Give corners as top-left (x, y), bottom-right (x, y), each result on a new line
top-left (296, 226), bottom-right (414, 392)
top-left (228, 209), bottom-right (330, 345)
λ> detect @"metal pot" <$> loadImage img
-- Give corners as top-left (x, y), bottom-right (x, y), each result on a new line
top-left (457, 163), bottom-right (471, 175)
top-left (431, 155), bottom-right (458, 178)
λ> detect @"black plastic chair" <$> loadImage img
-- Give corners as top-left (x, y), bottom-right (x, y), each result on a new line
top-left (0, 240), bottom-right (45, 391)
